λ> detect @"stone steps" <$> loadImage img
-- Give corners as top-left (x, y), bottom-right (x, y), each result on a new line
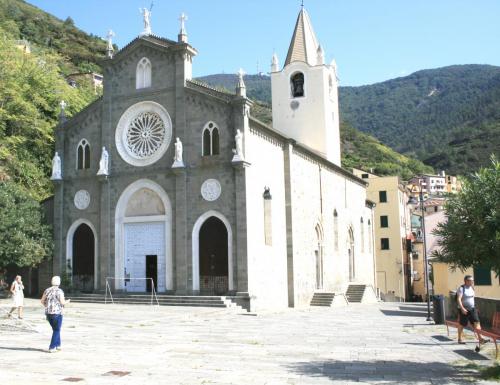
top-left (69, 293), bottom-right (244, 309)
top-left (346, 285), bottom-right (366, 303)
top-left (310, 292), bottom-right (336, 307)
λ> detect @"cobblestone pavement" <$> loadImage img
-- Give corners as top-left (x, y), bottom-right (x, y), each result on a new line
top-left (0, 299), bottom-right (498, 384)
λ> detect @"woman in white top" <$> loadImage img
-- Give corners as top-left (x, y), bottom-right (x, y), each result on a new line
top-left (8, 275), bottom-right (24, 319)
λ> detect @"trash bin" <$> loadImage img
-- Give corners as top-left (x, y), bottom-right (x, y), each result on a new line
top-left (432, 295), bottom-right (446, 324)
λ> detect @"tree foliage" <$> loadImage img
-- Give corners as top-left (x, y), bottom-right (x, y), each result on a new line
top-left (0, 24), bottom-right (98, 200)
top-left (0, 181), bottom-right (52, 268)
top-left (432, 156), bottom-right (500, 275)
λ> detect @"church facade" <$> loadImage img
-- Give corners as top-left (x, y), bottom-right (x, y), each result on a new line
top-left (49, 8), bottom-right (377, 310)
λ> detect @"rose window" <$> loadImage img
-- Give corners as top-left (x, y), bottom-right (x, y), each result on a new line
top-left (126, 112), bottom-right (165, 158)
top-left (115, 101), bottom-right (172, 167)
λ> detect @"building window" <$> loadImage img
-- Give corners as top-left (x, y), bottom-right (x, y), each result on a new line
top-left (263, 187), bottom-right (272, 246)
top-left (202, 122), bottom-right (220, 156)
top-left (333, 209), bottom-right (339, 251)
top-left (368, 219), bottom-right (372, 253)
top-left (379, 191), bottom-right (387, 203)
top-left (360, 217), bottom-right (365, 253)
top-left (381, 238), bottom-right (390, 250)
top-left (473, 266), bottom-right (492, 286)
top-left (380, 215), bottom-right (388, 228)
top-left (290, 72), bottom-right (305, 98)
top-left (77, 139), bottom-right (90, 170)
top-left (136, 57), bottom-right (152, 89)
top-left (361, 173), bottom-right (369, 179)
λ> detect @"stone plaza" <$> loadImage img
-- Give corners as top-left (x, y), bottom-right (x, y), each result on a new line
top-left (0, 300), bottom-right (498, 384)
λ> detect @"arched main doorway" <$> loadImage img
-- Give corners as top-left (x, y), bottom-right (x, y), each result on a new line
top-left (348, 226), bottom-right (355, 281)
top-left (114, 179), bottom-right (172, 292)
top-left (199, 217), bottom-right (228, 295)
top-left (66, 219), bottom-right (97, 292)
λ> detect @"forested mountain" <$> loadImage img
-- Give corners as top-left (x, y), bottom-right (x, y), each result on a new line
top-left (200, 66), bottom-right (500, 176)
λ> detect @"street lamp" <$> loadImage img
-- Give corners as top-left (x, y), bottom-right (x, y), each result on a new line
top-left (408, 189), bottom-right (432, 322)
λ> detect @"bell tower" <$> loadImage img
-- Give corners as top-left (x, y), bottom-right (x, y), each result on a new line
top-left (271, 7), bottom-right (341, 165)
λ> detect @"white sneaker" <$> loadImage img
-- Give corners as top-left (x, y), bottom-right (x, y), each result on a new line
top-left (48, 348), bottom-right (58, 353)
top-left (56, 346), bottom-right (61, 351)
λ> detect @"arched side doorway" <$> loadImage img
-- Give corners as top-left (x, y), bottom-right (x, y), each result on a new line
top-left (199, 217), bottom-right (228, 295)
top-left (314, 223), bottom-right (324, 290)
top-left (347, 226), bottom-right (355, 282)
top-left (66, 219), bottom-right (98, 291)
top-left (192, 210), bottom-right (233, 293)
top-left (114, 179), bottom-right (172, 292)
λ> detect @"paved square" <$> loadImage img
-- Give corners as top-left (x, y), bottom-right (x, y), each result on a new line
top-left (0, 300), bottom-right (497, 384)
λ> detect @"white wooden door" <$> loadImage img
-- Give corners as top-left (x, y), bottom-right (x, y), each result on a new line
top-left (124, 222), bottom-right (165, 292)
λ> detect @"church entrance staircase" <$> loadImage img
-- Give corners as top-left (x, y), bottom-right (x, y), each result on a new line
top-left (69, 293), bottom-right (247, 310)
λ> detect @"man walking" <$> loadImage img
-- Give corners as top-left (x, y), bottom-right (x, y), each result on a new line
top-left (457, 275), bottom-right (488, 345)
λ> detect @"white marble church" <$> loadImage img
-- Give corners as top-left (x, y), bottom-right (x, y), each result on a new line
top-left (48, 7), bottom-right (377, 310)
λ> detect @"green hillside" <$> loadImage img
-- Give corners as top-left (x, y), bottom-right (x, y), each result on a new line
top-left (0, 0), bottom-right (109, 74)
top-left (0, 1), bottom-right (101, 199)
top-left (340, 65), bottom-right (500, 175)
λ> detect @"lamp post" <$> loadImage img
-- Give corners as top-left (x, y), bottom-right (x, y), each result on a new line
top-left (408, 187), bottom-right (432, 321)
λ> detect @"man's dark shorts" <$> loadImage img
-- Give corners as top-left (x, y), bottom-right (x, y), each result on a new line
top-left (459, 308), bottom-right (480, 326)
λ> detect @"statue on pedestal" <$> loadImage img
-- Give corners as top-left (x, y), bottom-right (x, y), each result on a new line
top-left (232, 129), bottom-right (245, 162)
top-left (51, 152), bottom-right (62, 180)
top-left (97, 146), bottom-right (109, 176)
top-left (139, 7), bottom-right (152, 36)
top-left (172, 137), bottom-right (185, 168)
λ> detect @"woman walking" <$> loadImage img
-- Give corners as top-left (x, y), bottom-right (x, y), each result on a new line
top-left (41, 276), bottom-right (70, 353)
top-left (8, 275), bottom-right (24, 319)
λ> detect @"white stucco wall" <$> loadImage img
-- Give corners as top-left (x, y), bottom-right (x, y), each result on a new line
top-left (244, 126), bottom-right (288, 310)
top-left (288, 149), bottom-right (375, 307)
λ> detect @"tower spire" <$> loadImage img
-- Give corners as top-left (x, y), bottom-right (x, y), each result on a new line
top-left (284, 7), bottom-right (320, 66)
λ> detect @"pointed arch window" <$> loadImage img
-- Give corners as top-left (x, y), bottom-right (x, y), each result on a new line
top-left (290, 72), bottom-right (305, 98)
top-left (136, 57), bottom-right (152, 89)
top-left (202, 122), bottom-right (220, 156)
top-left (77, 139), bottom-right (90, 170)
top-left (333, 209), bottom-right (339, 251)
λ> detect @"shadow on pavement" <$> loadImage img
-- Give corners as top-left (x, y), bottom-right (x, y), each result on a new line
top-left (0, 345), bottom-right (46, 353)
top-left (286, 359), bottom-right (478, 384)
top-left (398, 305), bottom-right (428, 312)
top-left (432, 335), bottom-right (453, 342)
top-left (453, 349), bottom-right (490, 361)
top-left (380, 309), bottom-right (429, 317)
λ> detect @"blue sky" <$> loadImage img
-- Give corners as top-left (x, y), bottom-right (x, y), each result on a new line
top-left (26, 0), bottom-right (500, 86)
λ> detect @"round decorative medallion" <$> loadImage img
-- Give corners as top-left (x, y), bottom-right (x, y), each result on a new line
top-left (115, 101), bottom-right (172, 166)
top-left (74, 190), bottom-right (90, 210)
top-left (201, 179), bottom-right (221, 202)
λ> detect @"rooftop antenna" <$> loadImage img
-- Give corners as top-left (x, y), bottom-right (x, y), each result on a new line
top-left (301, 0), bottom-right (304, 8)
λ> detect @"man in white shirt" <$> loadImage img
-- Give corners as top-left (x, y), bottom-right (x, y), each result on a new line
top-left (457, 275), bottom-right (488, 345)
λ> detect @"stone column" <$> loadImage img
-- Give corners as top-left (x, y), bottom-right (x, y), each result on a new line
top-left (174, 168), bottom-right (188, 294)
top-left (230, 97), bottom-right (253, 296)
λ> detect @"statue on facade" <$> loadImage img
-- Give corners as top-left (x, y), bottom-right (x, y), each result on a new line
top-left (139, 7), bottom-right (152, 36)
top-left (51, 152), bottom-right (62, 180)
top-left (106, 29), bottom-right (115, 58)
top-left (232, 129), bottom-right (245, 162)
top-left (97, 146), bottom-right (109, 176)
top-left (172, 137), bottom-right (185, 168)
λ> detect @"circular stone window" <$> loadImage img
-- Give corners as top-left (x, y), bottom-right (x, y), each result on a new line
top-left (115, 101), bottom-right (172, 166)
